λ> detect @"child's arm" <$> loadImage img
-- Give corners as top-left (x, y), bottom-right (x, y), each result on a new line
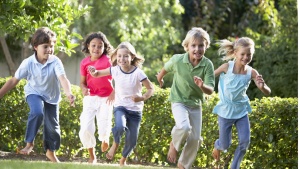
top-left (0, 77), bottom-right (20, 98)
top-left (59, 75), bottom-right (75, 106)
top-left (252, 69), bottom-right (271, 96)
top-left (214, 63), bottom-right (229, 77)
top-left (106, 89), bottom-right (115, 105)
top-left (131, 79), bottom-right (155, 102)
top-left (88, 66), bottom-right (111, 77)
top-left (80, 76), bottom-right (89, 96)
top-left (156, 68), bottom-right (168, 88)
top-left (194, 76), bottom-right (214, 95)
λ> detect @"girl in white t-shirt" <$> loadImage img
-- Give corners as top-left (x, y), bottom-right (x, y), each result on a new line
top-left (88, 41), bottom-right (154, 166)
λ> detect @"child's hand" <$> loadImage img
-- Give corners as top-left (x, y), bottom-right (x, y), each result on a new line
top-left (194, 76), bottom-right (203, 87)
top-left (156, 73), bottom-right (164, 88)
top-left (88, 66), bottom-right (98, 77)
top-left (68, 94), bottom-right (76, 107)
top-left (131, 95), bottom-right (143, 102)
top-left (256, 75), bottom-right (265, 89)
top-left (82, 87), bottom-right (90, 96)
top-left (106, 91), bottom-right (115, 105)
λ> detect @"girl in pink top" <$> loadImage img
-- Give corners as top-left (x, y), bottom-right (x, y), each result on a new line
top-left (79, 32), bottom-right (114, 163)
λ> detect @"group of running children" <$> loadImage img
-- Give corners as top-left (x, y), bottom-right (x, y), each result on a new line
top-left (0, 27), bottom-right (271, 169)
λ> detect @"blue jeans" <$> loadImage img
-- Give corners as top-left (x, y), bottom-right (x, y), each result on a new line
top-left (112, 106), bottom-right (142, 158)
top-left (26, 94), bottom-right (60, 151)
top-left (214, 115), bottom-right (250, 169)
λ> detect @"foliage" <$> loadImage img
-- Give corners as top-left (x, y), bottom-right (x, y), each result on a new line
top-left (0, 0), bottom-right (89, 56)
top-left (74, 0), bottom-right (185, 84)
top-left (0, 77), bottom-right (297, 168)
top-left (246, 0), bottom-right (298, 98)
top-left (179, 0), bottom-right (279, 39)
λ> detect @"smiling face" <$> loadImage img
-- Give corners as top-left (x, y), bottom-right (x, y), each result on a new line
top-left (116, 48), bottom-right (134, 71)
top-left (234, 47), bottom-right (253, 66)
top-left (34, 41), bottom-right (55, 64)
top-left (187, 38), bottom-right (207, 62)
top-left (88, 38), bottom-right (105, 60)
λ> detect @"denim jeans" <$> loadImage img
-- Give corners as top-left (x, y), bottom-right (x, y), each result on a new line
top-left (26, 94), bottom-right (60, 151)
top-left (214, 115), bottom-right (250, 169)
top-left (112, 106), bottom-right (142, 158)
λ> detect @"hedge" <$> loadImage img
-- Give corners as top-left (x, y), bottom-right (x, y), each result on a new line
top-left (0, 77), bottom-right (297, 168)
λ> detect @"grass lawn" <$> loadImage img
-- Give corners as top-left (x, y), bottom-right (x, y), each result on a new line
top-left (0, 160), bottom-right (177, 169)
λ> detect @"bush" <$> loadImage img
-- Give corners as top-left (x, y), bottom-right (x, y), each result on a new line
top-left (0, 77), bottom-right (297, 168)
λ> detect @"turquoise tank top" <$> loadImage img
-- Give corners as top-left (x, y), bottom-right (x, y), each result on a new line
top-left (213, 61), bottom-right (252, 119)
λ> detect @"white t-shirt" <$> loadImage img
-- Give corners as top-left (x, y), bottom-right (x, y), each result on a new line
top-left (110, 65), bottom-right (147, 111)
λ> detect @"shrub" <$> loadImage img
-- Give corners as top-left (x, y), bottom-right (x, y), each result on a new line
top-left (0, 77), bottom-right (297, 168)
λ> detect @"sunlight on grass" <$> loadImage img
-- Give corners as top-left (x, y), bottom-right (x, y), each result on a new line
top-left (0, 160), bottom-right (176, 169)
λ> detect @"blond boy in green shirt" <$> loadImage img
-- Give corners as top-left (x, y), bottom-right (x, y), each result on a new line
top-left (157, 27), bottom-right (215, 169)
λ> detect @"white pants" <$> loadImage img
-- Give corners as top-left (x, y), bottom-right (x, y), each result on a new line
top-left (171, 103), bottom-right (203, 169)
top-left (79, 96), bottom-right (113, 148)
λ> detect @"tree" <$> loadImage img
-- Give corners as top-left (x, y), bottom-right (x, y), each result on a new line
top-left (0, 0), bottom-right (88, 75)
top-left (73, 0), bottom-right (185, 83)
top-left (249, 0), bottom-right (298, 98)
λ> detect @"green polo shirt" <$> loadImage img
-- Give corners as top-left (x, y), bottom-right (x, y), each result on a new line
top-left (164, 53), bottom-right (215, 107)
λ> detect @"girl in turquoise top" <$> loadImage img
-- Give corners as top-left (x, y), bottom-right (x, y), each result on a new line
top-left (212, 37), bottom-right (271, 169)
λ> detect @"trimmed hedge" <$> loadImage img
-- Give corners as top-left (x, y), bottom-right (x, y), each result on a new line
top-left (0, 77), bottom-right (297, 168)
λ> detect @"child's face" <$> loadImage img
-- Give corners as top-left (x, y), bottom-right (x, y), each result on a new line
top-left (187, 38), bottom-right (207, 61)
top-left (234, 47), bottom-right (253, 65)
top-left (116, 48), bottom-right (133, 68)
top-left (88, 38), bottom-right (104, 59)
top-left (34, 41), bottom-right (55, 64)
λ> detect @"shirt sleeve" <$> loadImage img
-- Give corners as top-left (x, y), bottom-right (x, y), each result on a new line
top-left (54, 58), bottom-right (66, 77)
top-left (204, 60), bottom-right (215, 88)
top-left (14, 59), bottom-right (29, 80)
top-left (138, 69), bottom-right (148, 82)
top-left (164, 55), bottom-right (177, 73)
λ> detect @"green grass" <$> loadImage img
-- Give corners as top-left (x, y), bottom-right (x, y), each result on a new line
top-left (0, 160), bottom-right (176, 169)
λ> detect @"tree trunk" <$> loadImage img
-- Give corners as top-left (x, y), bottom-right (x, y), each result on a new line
top-left (0, 36), bottom-right (16, 75)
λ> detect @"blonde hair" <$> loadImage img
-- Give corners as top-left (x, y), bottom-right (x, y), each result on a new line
top-left (110, 42), bottom-right (144, 68)
top-left (217, 37), bottom-right (255, 61)
top-left (182, 27), bottom-right (211, 51)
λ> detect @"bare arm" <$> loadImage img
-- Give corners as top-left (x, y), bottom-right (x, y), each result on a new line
top-left (214, 63), bottom-right (229, 77)
top-left (131, 79), bottom-right (155, 102)
top-left (194, 76), bottom-right (214, 95)
top-left (156, 68), bottom-right (168, 88)
top-left (80, 75), bottom-right (89, 96)
top-left (58, 75), bottom-right (75, 106)
top-left (252, 69), bottom-right (271, 95)
top-left (0, 77), bottom-right (20, 98)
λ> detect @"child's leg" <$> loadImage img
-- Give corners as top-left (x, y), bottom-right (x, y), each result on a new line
top-left (95, 97), bottom-right (113, 152)
top-left (231, 115), bottom-right (250, 169)
top-left (177, 105), bottom-right (202, 169)
top-left (43, 102), bottom-right (61, 153)
top-left (177, 162), bottom-right (185, 169)
top-left (46, 149), bottom-right (60, 162)
top-left (213, 116), bottom-right (234, 161)
top-left (121, 109), bottom-right (142, 159)
top-left (101, 141), bottom-right (109, 152)
top-left (120, 156), bottom-right (127, 166)
top-left (106, 142), bottom-right (119, 160)
top-left (79, 96), bottom-right (98, 149)
top-left (88, 147), bottom-right (97, 163)
top-left (167, 141), bottom-right (177, 163)
top-left (21, 95), bottom-right (44, 154)
top-left (168, 103), bottom-right (192, 165)
top-left (19, 142), bottom-right (34, 155)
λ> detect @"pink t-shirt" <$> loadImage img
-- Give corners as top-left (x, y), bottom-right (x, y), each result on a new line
top-left (80, 54), bottom-right (113, 97)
